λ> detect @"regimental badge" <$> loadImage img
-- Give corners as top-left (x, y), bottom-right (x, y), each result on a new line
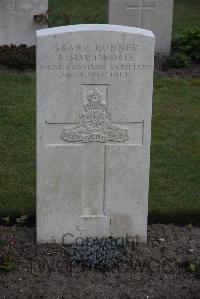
top-left (61, 89), bottom-right (129, 143)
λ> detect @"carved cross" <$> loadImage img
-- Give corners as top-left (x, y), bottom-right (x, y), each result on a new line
top-left (126, 0), bottom-right (156, 28)
top-left (46, 85), bottom-right (143, 234)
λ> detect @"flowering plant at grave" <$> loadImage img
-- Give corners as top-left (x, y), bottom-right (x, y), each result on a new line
top-left (0, 234), bottom-right (16, 271)
top-left (33, 12), bottom-right (49, 26)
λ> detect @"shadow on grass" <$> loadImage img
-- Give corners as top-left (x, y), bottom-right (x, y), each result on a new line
top-left (148, 212), bottom-right (200, 226)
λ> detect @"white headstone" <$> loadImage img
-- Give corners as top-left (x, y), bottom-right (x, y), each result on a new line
top-left (0, 0), bottom-right (48, 46)
top-left (36, 24), bottom-right (154, 244)
top-left (109, 0), bottom-right (174, 55)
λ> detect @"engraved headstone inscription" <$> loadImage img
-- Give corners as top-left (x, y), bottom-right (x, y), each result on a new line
top-left (36, 24), bottom-right (154, 243)
top-left (0, 0), bottom-right (48, 46)
top-left (109, 0), bottom-right (174, 55)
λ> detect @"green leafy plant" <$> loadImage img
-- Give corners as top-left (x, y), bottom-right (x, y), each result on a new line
top-left (172, 27), bottom-right (200, 61)
top-left (167, 52), bottom-right (192, 68)
top-left (0, 45), bottom-right (35, 70)
top-left (167, 27), bottom-right (200, 68)
top-left (0, 235), bottom-right (16, 272)
top-left (0, 263), bottom-right (15, 271)
top-left (187, 262), bottom-right (200, 278)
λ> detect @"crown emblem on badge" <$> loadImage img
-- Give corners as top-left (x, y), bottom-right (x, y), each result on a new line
top-left (87, 89), bottom-right (103, 103)
top-left (83, 89), bottom-right (107, 113)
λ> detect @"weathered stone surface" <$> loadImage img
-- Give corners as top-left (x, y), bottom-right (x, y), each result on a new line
top-left (109, 0), bottom-right (174, 55)
top-left (36, 24), bottom-right (154, 243)
top-left (0, 0), bottom-right (48, 46)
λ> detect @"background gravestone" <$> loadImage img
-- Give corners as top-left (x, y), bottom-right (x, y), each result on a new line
top-left (0, 0), bottom-right (48, 46)
top-left (109, 0), bottom-right (174, 55)
top-left (36, 24), bottom-right (154, 243)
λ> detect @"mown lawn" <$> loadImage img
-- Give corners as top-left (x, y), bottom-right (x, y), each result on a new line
top-left (48, 0), bottom-right (200, 37)
top-left (48, 0), bottom-right (107, 26)
top-left (150, 76), bottom-right (200, 223)
top-left (173, 0), bottom-right (200, 37)
top-left (0, 74), bottom-right (35, 219)
top-left (0, 74), bottom-right (199, 223)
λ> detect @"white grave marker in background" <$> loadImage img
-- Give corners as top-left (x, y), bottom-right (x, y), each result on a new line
top-left (0, 0), bottom-right (48, 46)
top-left (109, 0), bottom-right (174, 55)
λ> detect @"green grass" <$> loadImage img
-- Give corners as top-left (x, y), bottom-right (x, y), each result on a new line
top-left (0, 74), bottom-right (199, 223)
top-left (173, 0), bottom-right (200, 38)
top-left (0, 74), bottom-right (35, 218)
top-left (48, 0), bottom-right (200, 38)
top-left (48, 0), bottom-right (107, 26)
top-left (149, 76), bottom-right (200, 223)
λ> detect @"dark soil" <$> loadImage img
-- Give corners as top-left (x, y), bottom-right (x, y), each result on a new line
top-left (0, 224), bottom-right (199, 299)
top-left (0, 45), bottom-right (35, 70)
top-left (154, 56), bottom-right (200, 77)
